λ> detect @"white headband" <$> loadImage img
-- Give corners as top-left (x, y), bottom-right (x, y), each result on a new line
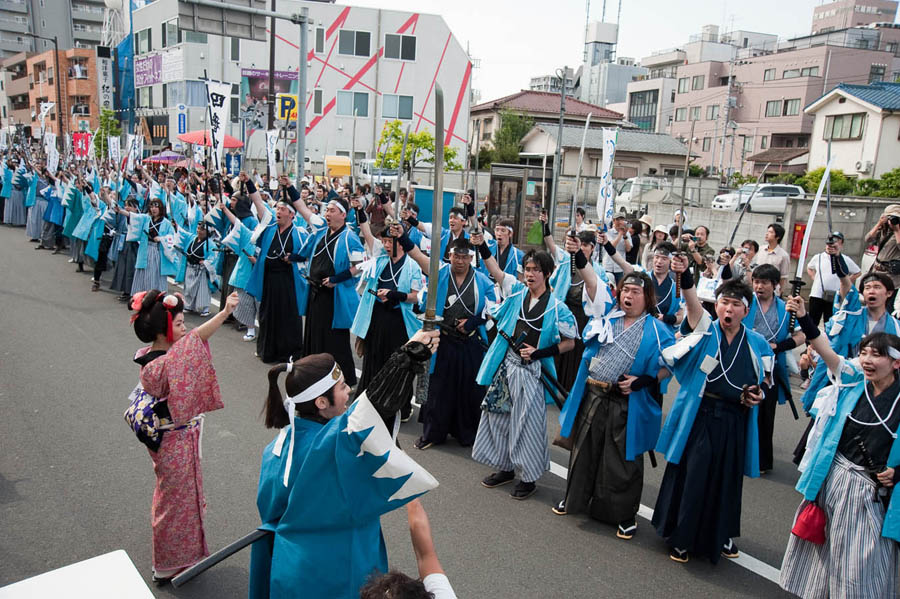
top-left (328, 200), bottom-right (347, 214)
top-left (716, 292), bottom-right (749, 308)
top-left (280, 361), bottom-right (342, 486)
top-left (889, 347), bottom-right (900, 360)
top-left (278, 200), bottom-right (296, 214)
top-left (449, 247), bottom-right (475, 256)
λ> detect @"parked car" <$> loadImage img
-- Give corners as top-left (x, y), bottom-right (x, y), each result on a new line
top-left (711, 183), bottom-right (804, 214)
top-left (615, 177), bottom-right (669, 213)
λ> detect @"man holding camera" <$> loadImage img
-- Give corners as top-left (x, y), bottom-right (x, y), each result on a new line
top-left (806, 232), bottom-right (860, 326)
top-left (867, 204), bottom-right (900, 312)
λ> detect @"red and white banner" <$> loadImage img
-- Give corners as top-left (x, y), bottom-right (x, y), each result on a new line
top-left (73, 132), bottom-right (92, 160)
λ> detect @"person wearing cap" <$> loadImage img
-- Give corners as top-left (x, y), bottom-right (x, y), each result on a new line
top-left (601, 211), bottom-right (632, 283)
top-left (396, 233), bottom-right (496, 450)
top-left (641, 222), bottom-right (667, 268)
top-left (244, 175), bottom-right (308, 364)
top-left (249, 330), bottom-right (439, 599)
top-left (652, 255), bottom-right (772, 564)
top-left (806, 232), bottom-right (860, 326)
top-left (553, 237), bottom-right (675, 541)
top-left (289, 182), bottom-right (366, 388)
top-left (471, 235), bottom-right (577, 500)
top-left (745, 264), bottom-right (806, 474)
top-left (800, 269), bottom-right (900, 413)
top-left (779, 295), bottom-right (900, 599)
top-left (867, 204), bottom-right (900, 311)
top-left (667, 209), bottom-right (688, 233)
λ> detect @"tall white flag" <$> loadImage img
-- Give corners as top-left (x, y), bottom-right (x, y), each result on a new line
top-left (126, 134), bottom-right (136, 171)
top-left (205, 80), bottom-right (231, 172)
top-left (109, 136), bottom-right (121, 165)
top-left (266, 129), bottom-right (279, 178)
top-left (596, 128), bottom-right (619, 231)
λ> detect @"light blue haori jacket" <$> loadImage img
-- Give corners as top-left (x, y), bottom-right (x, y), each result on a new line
top-left (62, 184), bottom-right (83, 238)
top-left (220, 220), bottom-right (258, 290)
top-left (655, 312), bottom-right (773, 477)
top-left (297, 217), bottom-right (366, 328)
top-left (246, 215), bottom-right (309, 316)
top-left (475, 238), bottom-right (523, 279)
top-left (548, 257), bottom-right (612, 308)
top-left (653, 272), bottom-right (683, 326)
top-left (559, 282), bottom-right (675, 459)
top-left (72, 190), bottom-right (101, 241)
top-left (249, 394), bottom-right (438, 599)
top-left (127, 212), bottom-right (178, 275)
top-left (797, 357), bottom-right (900, 541)
top-left (475, 275), bottom-right (576, 405)
top-left (351, 248), bottom-right (423, 340)
top-left (174, 228), bottom-right (221, 292)
top-left (743, 294), bottom-right (792, 406)
top-left (0, 161), bottom-right (12, 198)
top-left (802, 284), bottom-right (900, 411)
top-left (23, 169), bottom-right (38, 208)
top-left (41, 183), bottom-right (65, 227)
top-left (418, 262), bottom-right (497, 374)
top-left (421, 222), bottom-right (468, 262)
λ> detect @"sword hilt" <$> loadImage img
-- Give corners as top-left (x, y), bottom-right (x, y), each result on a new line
top-left (787, 278), bottom-right (805, 331)
top-left (568, 228), bottom-right (578, 277)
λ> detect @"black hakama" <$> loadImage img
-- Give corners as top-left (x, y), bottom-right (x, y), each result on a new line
top-left (419, 334), bottom-right (487, 446)
top-left (555, 295), bottom-right (588, 392)
top-left (256, 258), bottom-right (303, 363)
top-left (356, 300), bottom-right (408, 396)
top-left (303, 285), bottom-right (357, 386)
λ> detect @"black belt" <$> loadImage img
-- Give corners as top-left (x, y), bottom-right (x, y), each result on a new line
top-left (701, 392), bottom-right (744, 414)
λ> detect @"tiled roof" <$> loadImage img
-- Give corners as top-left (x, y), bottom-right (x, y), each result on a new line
top-left (471, 90), bottom-right (623, 120)
top-left (538, 125), bottom-right (688, 156)
top-left (745, 147), bottom-right (809, 164)
top-left (833, 81), bottom-right (900, 111)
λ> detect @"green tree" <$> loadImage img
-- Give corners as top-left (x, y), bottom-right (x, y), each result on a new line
top-left (873, 168), bottom-right (900, 198)
top-left (470, 146), bottom-right (494, 169)
top-left (375, 119), bottom-right (461, 172)
top-left (491, 109), bottom-right (534, 164)
top-left (94, 108), bottom-right (121, 162)
top-left (796, 167), bottom-right (854, 195)
top-left (688, 163), bottom-right (705, 177)
top-left (854, 178), bottom-right (880, 197)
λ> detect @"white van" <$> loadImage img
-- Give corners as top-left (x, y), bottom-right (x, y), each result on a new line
top-left (711, 183), bottom-right (804, 214)
top-left (355, 159), bottom-right (399, 188)
top-left (615, 177), bottom-right (669, 212)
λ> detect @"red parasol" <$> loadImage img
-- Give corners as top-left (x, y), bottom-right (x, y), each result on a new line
top-left (176, 130), bottom-right (243, 148)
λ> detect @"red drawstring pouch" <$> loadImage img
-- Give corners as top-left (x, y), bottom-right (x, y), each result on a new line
top-left (791, 500), bottom-right (827, 545)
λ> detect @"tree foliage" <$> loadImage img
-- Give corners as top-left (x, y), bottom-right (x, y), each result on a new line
top-left (374, 120), bottom-right (461, 171)
top-left (491, 109), bottom-right (534, 164)
top-left (796, 167), bottom-right (854, 195)
top-left (94, 108), bottom-right (121, 162)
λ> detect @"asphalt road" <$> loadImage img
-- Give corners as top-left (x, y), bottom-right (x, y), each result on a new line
top-left (0, 223), bottom-right (809, 598)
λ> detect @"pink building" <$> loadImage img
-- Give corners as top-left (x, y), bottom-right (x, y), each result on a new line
top-left (812, 0), bottom-right (898, 35)
top-left (669, 23), bottom-right (900, 177)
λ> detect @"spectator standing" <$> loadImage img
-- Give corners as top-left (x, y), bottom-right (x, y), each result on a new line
top-left (806, 232), bottom-right (860, 326)
top-left (756, 224), bottom-right (790, 292)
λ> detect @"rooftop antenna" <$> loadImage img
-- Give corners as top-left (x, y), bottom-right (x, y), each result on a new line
top-left (601, 0), bottom-right (606, 21)
top-left (583, 0), bottom-right (590, 62)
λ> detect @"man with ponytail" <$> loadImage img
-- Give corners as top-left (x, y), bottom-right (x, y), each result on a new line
top-left (249, 330), bottom-right (441, 599)
top-left (124, 288), bottom-right (239, 584)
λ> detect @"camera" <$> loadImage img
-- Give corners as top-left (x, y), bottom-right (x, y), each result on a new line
top-left (742, 248), bottom-right (749, 254)
top-left (890, 216), bottom-right (900, 227)
top-left (826, 235), bottom-right (839, 245)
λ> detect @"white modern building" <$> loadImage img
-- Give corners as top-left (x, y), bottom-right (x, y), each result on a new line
top-left (130, 0), bottom-right (472, 170)
top-left (576, 22), bottom-right (648, 107)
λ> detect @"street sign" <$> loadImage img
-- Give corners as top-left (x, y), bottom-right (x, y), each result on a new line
top-left (178, 113), bottom-right (187, 135)
top-left (178, 0), bottom-right (268, 43)
top-left (276, 94), bottom-right (298, 121)
top-left (226, 153), bottom-right (242, 176)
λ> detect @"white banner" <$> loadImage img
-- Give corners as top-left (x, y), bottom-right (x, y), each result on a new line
top-left (193, 144), bottom-right (204, 166)
top-left (109, 136), bottom-right (121, 166)
top-left (96, 55), bottom-right (114, 112)
top-left (87, 128), bottom-right (98, 163)
top-left (39, 102), bottom-right (55, 137)
top-left (47, 145), bottom-right (60, 173)
top-left (126, 133), bottom-right (136, 171)
top-left (205, 80), bottom-right (231, 172)
top-left (596, 127), bottom-right (619, 231)
top-left (0, 130), bottom-right (7, 151)
top-left (266, 129), bottom-right (279, 177)
top-left (43, 132), bottom-right (56, 155)
top-left (135, 136), bottom-right (144, 169)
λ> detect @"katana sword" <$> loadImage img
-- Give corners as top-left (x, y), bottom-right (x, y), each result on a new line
top-left (727, 163), bottom-right (770, 247)
top-left (569, 113), bottom-right (591, 277)
top-left (393, 125), bottom-right (410, 258)
top-left (422, 84), bottom-right (445, 333)
top-left (787, 158), bottom-right (834, 331)
top-left (172, 529), bottom-right (271, 587)
top-left (473, 124), bottom-right (482, 269)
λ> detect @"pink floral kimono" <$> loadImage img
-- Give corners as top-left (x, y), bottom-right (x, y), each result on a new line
top-left (134, 330), bottom-right (223, 572)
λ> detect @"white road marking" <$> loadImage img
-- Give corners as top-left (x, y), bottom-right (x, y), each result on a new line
top-left (547, 459), bottom-right (782, 585)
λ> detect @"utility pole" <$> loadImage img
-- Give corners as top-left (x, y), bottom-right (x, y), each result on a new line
top-left (718, 47), bottom-right (736, 178)
top-left (295, 7), bottom-right (308, 180)
top-left (549, 65), bottom-right (567, 226)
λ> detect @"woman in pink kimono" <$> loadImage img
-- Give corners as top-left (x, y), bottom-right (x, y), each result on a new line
top-left (124, 288), bottom-right (239, 584)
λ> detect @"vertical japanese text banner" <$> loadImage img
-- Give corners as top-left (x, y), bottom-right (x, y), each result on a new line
top-left (205, 80), bottom-right (231, 172)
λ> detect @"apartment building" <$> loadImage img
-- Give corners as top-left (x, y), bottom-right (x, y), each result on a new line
top-left (668, 23), bottom-right (900, 177)
top-left (0, 0), bottom-right (105, 59)
top-left (812, 0), bottom-right (898, 35)
top-left (130, 0), bottom-right (472, 164)
top-left (529, 67), bottom-right (576, 97)
top-left (23, 47), bottom-right (100, 139)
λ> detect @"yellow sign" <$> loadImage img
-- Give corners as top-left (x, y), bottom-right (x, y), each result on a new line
top-left (276, 93), bottom-right (298, 121)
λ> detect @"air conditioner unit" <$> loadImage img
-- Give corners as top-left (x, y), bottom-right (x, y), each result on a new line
top-left (856, 160), bottom-right (873, 173)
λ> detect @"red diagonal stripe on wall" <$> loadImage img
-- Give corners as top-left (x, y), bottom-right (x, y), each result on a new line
top-left (446, 61), bottom-right (471, 145)
top-left (415, 33), bottom-right (451, 133)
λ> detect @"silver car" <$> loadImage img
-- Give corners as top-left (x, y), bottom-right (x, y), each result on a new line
top-left (711, 183), bottom-right (804, 214)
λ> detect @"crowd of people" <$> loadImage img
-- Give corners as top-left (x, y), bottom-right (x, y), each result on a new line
top-left (5, 143), bottom-right (900, 598)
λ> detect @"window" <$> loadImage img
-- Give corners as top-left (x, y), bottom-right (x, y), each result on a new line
top-left (165, 81), bottom-right (184, 106)
top-left (163, 19), bottom-right (180, 47)
top-left (315, 27), bottom-right (325, 54)
top-left (384, 34), bottom-right (416, 61)
top-left (336, 90), bottom-right (368, 116)
top-left (677, 77), bottom-right (689, 93)
top-left (231, 96), bottom-right (239, 122)
top-left (706, 104), bottom-right (719, 120)
top-left (870, 64), bottom-right (886, 83)
top-left (313, 89), bottom-right (323, 115)
top-left (628, 89), bottom-right (659, 131)
top-left (230, 37), bottom-right (240, 61)
top-left (185, 81), bottom-right (207, 106)
top-left (783, 69), bottom-right (800, 79)
top-left (138, 86), bottom-right (151, 108)
top-left (135, 28), bottom-right (152, 54)
top-left (887, 42), bottom-right (898, 54)
top-left (760, 135), bottom-right (768, 149)
top-left (782, 98), bottom-right (801, 116)
top-left (702, 137), bottom-right (711, 151)
top-left (338, 30), bottom-right (370, 57)
top-left (382, 93), bottom-right (413, 119)
top-left (765, 100), bottom-right (782, 117)
top-left (763, 68), bottom-right (776, 81)
top-left (184, 31), bottom-right (207, 43)
top-left (674, 107), bottom-right (687, 121)
top-left (162, 83), bottom-right (167, 108)
top-left (691, 75), bottom-right (704, 90)
top-left (743, 135), bottom-right (753, 152)
top-left (690, 106), bottom-right (701, 121)
top-left (801, 66), bottom-right (820, 77)
top-left (824, 113), bottom-right (866, 140)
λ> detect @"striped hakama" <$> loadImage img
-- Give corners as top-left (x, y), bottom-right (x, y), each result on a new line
top-left (232, 289), bottom-right (258, 328)
top-left (183, 264), bottom-right (211, 313)
top-left (4, 188), bottom-right (25, 226)
top-left (71, 239), bottom-right (86, 264)
top-left (25, 196), bottom-right (46, 240)
top-left (111, 240), bottom-right (138, 294)
top-left (131, 242), bottom-right (168, 296)
top-left (780, 452), bottom-right (899, 599)
top-left (473, 349), bottom-right (549, 483)
top-left (40, 220), bottom-right (57, 249)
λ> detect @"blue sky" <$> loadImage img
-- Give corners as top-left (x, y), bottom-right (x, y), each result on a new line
top-left (349, 0), bottom-right (847, 102)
